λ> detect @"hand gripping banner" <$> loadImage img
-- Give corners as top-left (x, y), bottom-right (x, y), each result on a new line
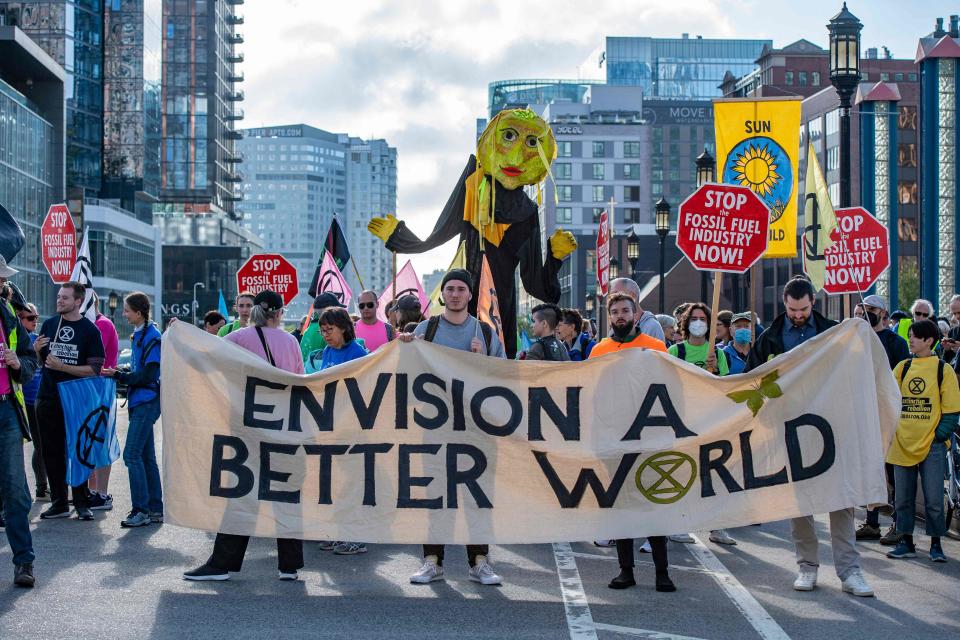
top-left (161, 321), bottom-right (899, 543)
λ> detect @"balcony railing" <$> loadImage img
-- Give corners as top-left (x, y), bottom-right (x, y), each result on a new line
top-left (225, 130), bottom-right (243, 140)
top-left (227, 52), bottom-right (244, 63)
top-left (225, 109), bottom-right (244, 121)
top-left (226, 0), bottom-right (244, 5)
top-left (227, 14), bottom-right (244, 25)
top-left (225, 153), bottom-right (243, 163)
top-left (228, 72), bottom-right (244, 83)
top-left (227, 33), bottom-right (244, 45)
top-left (224, 172), bottom-right (243, 183)
top-left (225, 90), bottom-right (244, 101)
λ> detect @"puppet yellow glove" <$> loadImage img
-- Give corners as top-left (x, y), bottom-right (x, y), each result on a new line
top-left (367, 214), bottom-right (400, 243)
top-left (550, 229), bottom-right (577, 260)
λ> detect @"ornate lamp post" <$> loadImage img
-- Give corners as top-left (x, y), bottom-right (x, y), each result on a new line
top-left (695, 148), bottom-right (715, 302)
top-left (828, 2), bottom-right (862, 208)
top-left (609, 257), bottom-right (619, 281)
top-left (626, 228), bottom-right (640, 281)
top-left (107, 290), bottom-right (119, 321)
top-left (655, 198), bottom-right (671, 314)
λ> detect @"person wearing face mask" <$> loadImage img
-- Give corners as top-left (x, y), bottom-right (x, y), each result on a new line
top-left (721, 312), bottom-right (754, 375)
top-left (668, 303), bottom-right (729, 375)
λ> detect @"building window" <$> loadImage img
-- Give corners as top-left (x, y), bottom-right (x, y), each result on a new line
top-left (558, 141), bottom-right (573, 157)
top-left (592, 185), bottom-right (605, 202)
top-left (592, 141), bottom-right (606, 158)
top-left (826, 110), bottom-right (840, 136)
top-left (811, 71), bottom-right (820, 86)
top-left (898, 181), bottom-right (917, 204)
top-left (898, 105), bottom-right (917, 130)
top-left (555, 163), bottom-right (572, 180)
top-left (592, 163), bottom-right (605, 180)
top-left (880, 73), bottom-right (889, 81)
top-left (623, 164), bottom-right (640, 179)
top-left (555, 207), bottom-right (572, 224)
top-left (785, 71), bottom-right (794, 85)
top-left (798, 72), bottom-right (808, 86)
top-left (862, 72), bottom-right (869, 81)
top-left (558, 185), bottom-right (573, 201)
top-left (898, 218), bottom-right (917, 242)
top-left (591, 207), bottom-right (606, 223)
top-left (624, 141), bottom-right (641, 157)
top-left (908, 73), bottom-right (918, 81)
top-left (586, 249), bottom-right (596, 275)
top-left (652, 182), bottom-right (663, 196)
top-left (894, 72), bottom-right (904, 82)
top-left (624, 186), bottom-right (641, 202)
top-left (898, 143), bottom-right (917, 168)
top-left (624, 208), bottom-right (641, 223)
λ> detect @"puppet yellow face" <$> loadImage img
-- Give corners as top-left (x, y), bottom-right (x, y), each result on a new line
top-left (477, 109), bottom-right (556, 190)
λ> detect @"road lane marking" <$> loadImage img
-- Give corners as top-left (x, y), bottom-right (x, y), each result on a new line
top-left (552, 542), bottom-right (598, 640)
top-left (594, 622), bottom-right (710, 639)
top-left (686, 535), bottom-right (791, 640)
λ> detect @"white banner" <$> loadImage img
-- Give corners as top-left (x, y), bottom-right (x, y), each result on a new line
top-left (161, 320), bottom-right (900, 544)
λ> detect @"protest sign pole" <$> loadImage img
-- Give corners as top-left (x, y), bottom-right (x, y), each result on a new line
top-left (707, 272), bottom-right (723, 354)
top-left (749, 263), bottom-right (757, 342)
top-left (351, 259), bottom-right (366, 291)
top-left (392, 251), bottom-right (397, 302)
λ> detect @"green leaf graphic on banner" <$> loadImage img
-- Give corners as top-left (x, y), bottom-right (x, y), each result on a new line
top-left (726, 370), bottom-right (784, 417)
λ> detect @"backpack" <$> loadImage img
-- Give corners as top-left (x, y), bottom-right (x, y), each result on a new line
top-left (899, 358), bottom-right (944, 394)
top-left (532, 336), bottom-right (562, 361)
top-left (423, 315), bottom-right (493, 356)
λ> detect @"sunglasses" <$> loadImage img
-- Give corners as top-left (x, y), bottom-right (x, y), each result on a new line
top-left (21, 315), bottom-right (38, 321)
top-left (914, 311), bottom-right (930, 318)
top-left (358, 302), bottom-right (376, 309)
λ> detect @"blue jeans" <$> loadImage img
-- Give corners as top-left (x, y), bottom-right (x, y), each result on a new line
top-left (894, 440), bottom-right (947, 536)
top-left (0, 401), bottom-right (34, 564)
top-left (123, 399), bottom-right (162, 514)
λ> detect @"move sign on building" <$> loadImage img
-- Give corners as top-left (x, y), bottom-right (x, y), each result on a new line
top-left (821, 207), bottom-right (890, 295)
top-left (676, 183), bottom-right (769, 273)
top-left (236, 254), bottom-right (299, 305)
top-left (40, 204), bottom-right (77, 284)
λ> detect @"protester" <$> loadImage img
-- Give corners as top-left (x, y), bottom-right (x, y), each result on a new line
top-left (291, 315), bottom-right (308, 343)
top-left (716, 309), bottom-right (733, 345)
top-left (586, 293), bottom-right (675, 592)
top-left (299, 292), bottom-right (345, 362)
top-left (744, 275), bottom-right (873, 597)
top-left (656, 314), bottom-right (678, 345)
top-left (0, 257), bottom-right (39, 586)
top-left (203, 310), bottom-right (226, 335)
top-left (893, 298), bottom-right (934, 344)
top-left (101, 292), bottom-right (163, 528)
top-left (392, 294), bottom-right (424, 334)
top-left (525, 303), bottom-right (570, 361)
top-left (16, 303), bottom-right (46, 501)
top-left (557, 308), bottom-right (594, 361)
top-left (939, 319), bottom-right (951, 340)
top-left (943, 294), bottom-right (960, 363)
top-left (35, 281), bottom-right (105, 521)
top-left (608, 277), bottom-right (665, 341)
top-left (217, 291), bottom-right (255, 336)
top-left (184, 289), bottom-right (305, 581)
top-left (354, 289), bottom-right (395, 352)
top-left (311, 306), bottom-right (370, 555)
top-left (721, 312), bottom-right (754, 375)
top-left (88, 293), bottom-right (120, 512)
top-left (889, 309), bottom-right (908, 329)
top-left (884, 319), bottom-right (958, 563)
top-left (400, 268), bottom-right (505, 585)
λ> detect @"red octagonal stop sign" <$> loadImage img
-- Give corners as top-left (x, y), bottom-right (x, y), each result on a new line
top-left (236, 253), bottom-right (299, 305)
top-left (40, 203), bottom-right (77, 284)
top-left (677, 183), bottom-right (769, 273)
top-left (821, 207), bottom-right (890, 295)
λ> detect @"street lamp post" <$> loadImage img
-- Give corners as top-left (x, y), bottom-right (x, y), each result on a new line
top-left (655, 198), bottom-right (671, 314)
top-left (695, 148), bottom-right (716, 302)
top-left (192, 281), bottom-right (205, 327)
top-left (609, 257), bottom-right (619, 281)
top-left (828, 2), bottom-right (862, 210)
top-left (626, 229), bottom-right (640, 281)
top-left (107, 290), bottom-right (119, 322)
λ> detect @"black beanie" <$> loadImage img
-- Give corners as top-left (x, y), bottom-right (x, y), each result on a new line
top-left (441, 268), bottom-right (473, 293)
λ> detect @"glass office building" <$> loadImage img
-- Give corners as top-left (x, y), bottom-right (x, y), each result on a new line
top-left (488, 79), bottom-right (601, 118)
top-left (605, 35), bottom-right (770, 99)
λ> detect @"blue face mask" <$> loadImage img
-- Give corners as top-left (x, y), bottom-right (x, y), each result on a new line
top-left (734, 328), bottom-right (752, 344)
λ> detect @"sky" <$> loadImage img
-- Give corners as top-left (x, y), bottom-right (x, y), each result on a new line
top-left (242, 0), bottom-right (954, 278)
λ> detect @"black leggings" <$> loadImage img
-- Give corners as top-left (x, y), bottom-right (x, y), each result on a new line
top-left (26, 403), bottom-right (46, 492)
top-left (616, 537), bottom-right (669, 572)
top-left (207, 533), bottom-right (304, 573)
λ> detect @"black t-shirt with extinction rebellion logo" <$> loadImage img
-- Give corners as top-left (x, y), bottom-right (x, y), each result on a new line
top-left (37, 315), bottom-right (105, 401)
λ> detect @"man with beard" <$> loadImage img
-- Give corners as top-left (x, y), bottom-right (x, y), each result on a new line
top-left (744, 276), bottom-right (873, 598)
top-left (399, 268), bottom-right (505, 585)
top-left (589, 293), bottom-right (668, 358)
top-left (608, 278), bottom-right (665, 342)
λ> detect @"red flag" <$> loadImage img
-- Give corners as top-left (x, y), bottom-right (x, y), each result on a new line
top-left (377, 260), bottom-right (429, 322)
top-left (316, 250), bottom-right (353, 309)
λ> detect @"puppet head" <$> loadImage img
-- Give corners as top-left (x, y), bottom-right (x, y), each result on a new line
top-left (477, 108), bottom-right (556, 190)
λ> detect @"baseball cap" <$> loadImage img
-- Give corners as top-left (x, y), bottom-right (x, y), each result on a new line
top-left (861, 294), bottom-right (887, 311)
top-left (730, 312), bottom-right (754, 324)
top-left (254, 289), bottom-right (284, 312)
top-left (395, 294), bottom-right (421, 312)
top-left (314, 292), bottom-right (345, 309)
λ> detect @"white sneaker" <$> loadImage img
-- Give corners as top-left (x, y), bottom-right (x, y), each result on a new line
top-left (709, 529), bottom-right (737, 546)
top-left (639, 540), bottom-right (652, 553)
top-left (278, 571), bottom-right (298, 581)
top-left (410, 560), bottom-right (444, 584)
top-left (840, 570), bottom-right (874, 597)
top-left (593, 539), bottom-right (615, 547)
top-left (793, 566), bottom-right (818, 591)
top-left (669, 533), bottom-right (695, 544)
top-left (468, 561), bottom-right (502, 585)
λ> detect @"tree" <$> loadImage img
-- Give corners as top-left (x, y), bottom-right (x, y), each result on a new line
top-left (898, 257), bottom-right (919, 312)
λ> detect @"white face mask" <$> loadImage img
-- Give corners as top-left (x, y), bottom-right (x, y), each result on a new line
top-left (688, 319), bottom-right (708, 337)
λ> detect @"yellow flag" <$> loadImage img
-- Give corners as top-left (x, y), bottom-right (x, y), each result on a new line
top-left (713, 97), bottom-right (802, 257)
top-left (801, 143), bottom-right (838, 291)
top-left (427, 241), bottom-right (466, 317)
top-left (477, 253), bottom-right (506, 346)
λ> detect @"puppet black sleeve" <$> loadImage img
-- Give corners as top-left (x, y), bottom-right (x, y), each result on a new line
top-left (516, 216), bottom-right (563, 304)
top-left (385, 156), bottom-right (476, 254)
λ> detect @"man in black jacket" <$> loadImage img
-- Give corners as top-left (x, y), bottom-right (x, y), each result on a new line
top-left (744, 276), bottom-right (873, 598)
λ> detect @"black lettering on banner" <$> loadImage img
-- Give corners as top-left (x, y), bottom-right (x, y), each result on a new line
top-left (621, 384), bottom-right (696, 440)
top-left (289, 382), bottom-right (337, 432)
top-left (528, 387), bottom-right (581, 441)
top-left (303, 444), bottom-right (349, 504)
top-left (395, 373), bottom-right (408, 429)
top-left (446, 443), bottom-right (492, 508)
top-left (451, 378), bottom-right (466, 431)
top-left (348, 443), bottom-right (394, 506)
top-left (532, 451), bottom-right (640, 508)
top-left (259, 442), bottom-right (301, 504)
top-left (413, 374), bottom-right (448, 429)
top-left (471, 386), bottom-right (523, 437)
top-left (345, 374), bottom-right (391, 429)
top-left (698, 440), bottom-right (744, 497)
top-left (210, 434), bottom-right (254, 498)
top-left (397, 444), bottom-right (443, 509)
top-left (244, 377), bottom-right (287, 431)
top-left (740, 430), bottom-right (789, 490)
top-left (785, 414), bottom-right (836, 482)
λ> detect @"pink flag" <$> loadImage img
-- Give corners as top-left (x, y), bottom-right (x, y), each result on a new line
top-left (377, 260), bottom-right (429, 322)
top-left (316, 250), bottom-right (353, 309)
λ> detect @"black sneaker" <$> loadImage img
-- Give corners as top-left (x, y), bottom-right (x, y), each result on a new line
top-left (40, 504), bottom-right (70, 519)
top-left (74, 507), bottom-right (94, 521)
top-left (0, 513), bottom-right (5, 530)
top-left (35, 488), bottom-right (50, 502)
top-left (183, 563), bottom-right (230, 581)
top-left (13, 563), bottom-right (34, 588)
top-left (88, 493), bottom-right (113, 511)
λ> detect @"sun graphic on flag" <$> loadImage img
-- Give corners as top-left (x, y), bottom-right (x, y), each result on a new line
top-left (731, 143), bottom-right (781, 199)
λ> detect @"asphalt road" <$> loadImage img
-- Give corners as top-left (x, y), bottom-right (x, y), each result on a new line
top-left (0, 409), bottom-right (958, 640)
